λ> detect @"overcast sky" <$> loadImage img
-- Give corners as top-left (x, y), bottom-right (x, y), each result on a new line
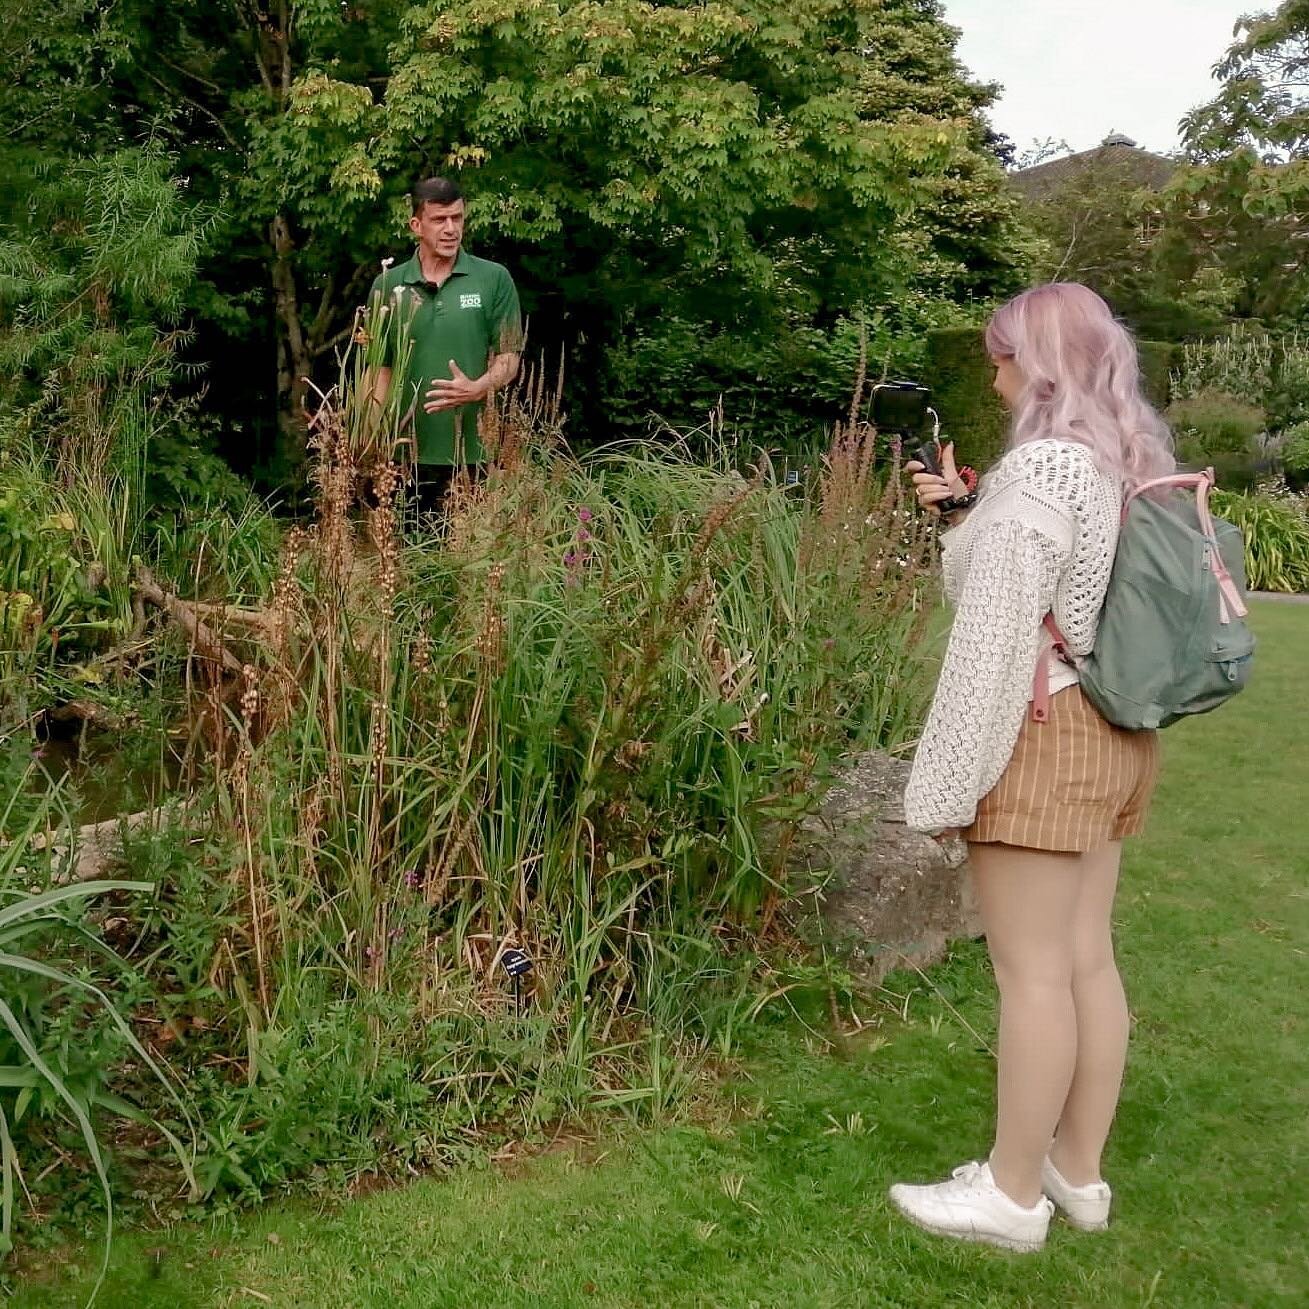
top-left (940, 1), bottom-right (1249, 158)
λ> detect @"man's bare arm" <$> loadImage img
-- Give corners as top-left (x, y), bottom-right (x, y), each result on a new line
top-left (369, 365), bottom-right (393, 407)
top-left (483, 350), bottom-right (520, 394)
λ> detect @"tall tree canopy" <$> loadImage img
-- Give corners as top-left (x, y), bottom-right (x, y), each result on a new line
top-left (1165, 1), bottom-right (1309, 326)
top-left (1010, 146), bottom-right (1244, 343)
top-left (1, 0), bottom-right (1027, 478)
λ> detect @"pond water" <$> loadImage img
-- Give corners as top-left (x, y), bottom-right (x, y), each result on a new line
top-left (25, 728), bottom-right (187, 825)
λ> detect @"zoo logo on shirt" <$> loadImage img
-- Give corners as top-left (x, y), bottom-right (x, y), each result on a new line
top-left (459, 294), bottom-right (482, 309)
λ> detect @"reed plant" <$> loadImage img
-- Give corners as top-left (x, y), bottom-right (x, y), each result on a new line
top-left (177, 322), bottom-right (938, 1191)
top-left (0, 778), bottom-right (197, 1302)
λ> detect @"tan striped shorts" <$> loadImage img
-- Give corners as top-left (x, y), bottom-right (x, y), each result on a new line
top-left (967, 685), bottom-right (1160, 853)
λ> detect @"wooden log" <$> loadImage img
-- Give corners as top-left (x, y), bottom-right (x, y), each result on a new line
top-left (188, 601), bottom-right (278, 632)
top-left (134, 566), bottom-right (246, 677)
top-left (47, 700), bottom-right (123, 730)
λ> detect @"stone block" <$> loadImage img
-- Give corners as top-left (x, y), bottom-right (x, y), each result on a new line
top-left (790, 750), bottom-right (982, 982)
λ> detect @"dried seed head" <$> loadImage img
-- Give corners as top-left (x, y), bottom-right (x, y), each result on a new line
top-left (240, 664), bottom-right (260, 723)
top-left (412, 631), bottom-right (432, 674)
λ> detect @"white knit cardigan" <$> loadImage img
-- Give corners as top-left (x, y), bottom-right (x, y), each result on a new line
top-left (903, 438), bottom-right (1122, 833)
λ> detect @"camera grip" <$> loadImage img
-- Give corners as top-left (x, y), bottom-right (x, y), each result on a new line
top-left (910, 442), bottom-right (970, 515)
top-left (912, 443), bottom-right (943, 478)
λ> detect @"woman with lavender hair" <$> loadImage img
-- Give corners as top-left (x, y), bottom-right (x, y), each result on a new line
top-left (889, 284), bottom-right (1175, 1251)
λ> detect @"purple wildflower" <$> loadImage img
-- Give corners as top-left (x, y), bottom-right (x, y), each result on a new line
top-left (404, 867), bottom-right (422, 889)
top-left (577, 507), bottom-right (593, 524)
top-left (576, 527), bottom-right (592, 543)
top-left (563, 552), bottom-right (579, 567)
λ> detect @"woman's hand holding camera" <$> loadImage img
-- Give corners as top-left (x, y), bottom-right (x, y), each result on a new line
top-left (905, 441), bottom-right (971, 520)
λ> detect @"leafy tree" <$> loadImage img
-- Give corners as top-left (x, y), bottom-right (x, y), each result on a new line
top-left (1023, 155), bottom-right (1161, 308)
top-left (1, 0), bottom-right (1029, 478)
top-left (349, 0), bottom-right (1016, 419)
top-left (1012, 147), bottom-right (1239, 342)
top-left (858, 0), bottom-right (1033, 305)
top-left (0, 0), bottom-right (111, 157)
top-left (584, 0), bottom-right (1033, 443)
top-left (0, 0), bottom-right (408, 477)
top-left (1183, 1), bottom-right (1309, 162)
top-left (1165, 1), bottom-right (1309, 326)
top-left (0, 146), bottom-right (205, 491)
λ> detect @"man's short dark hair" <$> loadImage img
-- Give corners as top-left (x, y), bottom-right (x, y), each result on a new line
top-left (412, 177), bottom-right (463, 214)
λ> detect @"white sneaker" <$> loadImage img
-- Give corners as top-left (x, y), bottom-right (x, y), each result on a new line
top-left (888, 1161), bottom-right (1053, 1253)
top-left (1041, 1157), bottom-right (1112, 1231)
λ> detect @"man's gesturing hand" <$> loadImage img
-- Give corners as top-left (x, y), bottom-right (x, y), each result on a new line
top-left (424, 360), bottom-right (488, 413)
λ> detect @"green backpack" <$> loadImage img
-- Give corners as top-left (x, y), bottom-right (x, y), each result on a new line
top-left (1041, 470), bottom-right (1255, 731)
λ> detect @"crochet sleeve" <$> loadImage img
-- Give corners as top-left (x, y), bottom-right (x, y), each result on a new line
top-left (903, 520), bottom-right (1067, 833)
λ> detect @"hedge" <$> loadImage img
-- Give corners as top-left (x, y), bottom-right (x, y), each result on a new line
top-left (923, 327), bottom-right (1010, 470)
top-left (922, 328), bottom-right (1178, 471)
top-left (1137, 340), bottom-right (1178, 409)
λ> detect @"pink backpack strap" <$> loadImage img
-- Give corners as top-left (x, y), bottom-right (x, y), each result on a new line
top-left (1122, 469), bottom-right (1211, 518)
top-left (1032, 652), bottom-right (1049, 723)
top-left (1124, 468), bottom-right (1249, 624)
top-left (1030, 614), bottom-right (1070, 724)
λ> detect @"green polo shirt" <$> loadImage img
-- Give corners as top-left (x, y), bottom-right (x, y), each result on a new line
top-left (367, 248), bottom-right (522, 466)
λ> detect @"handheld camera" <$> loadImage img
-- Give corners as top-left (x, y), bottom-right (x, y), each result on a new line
top-left (871, 380), bottom-right (970, 515)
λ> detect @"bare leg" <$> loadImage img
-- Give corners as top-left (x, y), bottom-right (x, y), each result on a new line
top-left (1049, 841), bottom-right (1129, 1186)
top-left (969, 841), bottom-right (1083, 1208)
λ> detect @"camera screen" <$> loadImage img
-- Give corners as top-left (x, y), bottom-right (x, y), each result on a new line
top-left (871, 382), bottom-right (932, 434)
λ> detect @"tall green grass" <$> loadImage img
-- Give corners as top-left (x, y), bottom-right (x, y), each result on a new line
top-left (165, 342), bottom-right (939, 1198)
top-left (0, 779), bottom-right (197, 1304)
top-left (0, 304), bottom-right (941, 1249)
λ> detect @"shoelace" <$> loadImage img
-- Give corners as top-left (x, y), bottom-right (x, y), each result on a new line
top-left (941, 1161), bottom-right (989, 1195)
top-left (943, 1161), bottom-right (1054, 1215)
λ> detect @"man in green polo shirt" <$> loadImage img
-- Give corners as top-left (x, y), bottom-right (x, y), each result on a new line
top-left (367, 176), bottom-right (522, 514)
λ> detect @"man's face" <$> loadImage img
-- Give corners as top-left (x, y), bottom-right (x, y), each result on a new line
top-left (410, 200), bottom-right (465, 260)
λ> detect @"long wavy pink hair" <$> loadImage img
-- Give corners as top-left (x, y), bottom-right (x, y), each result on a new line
top-left (984, 283), bottom-right (1175, 487)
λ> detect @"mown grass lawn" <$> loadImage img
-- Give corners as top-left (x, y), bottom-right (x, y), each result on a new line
top-left (15, 601), bottom-right (1308, 1308)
